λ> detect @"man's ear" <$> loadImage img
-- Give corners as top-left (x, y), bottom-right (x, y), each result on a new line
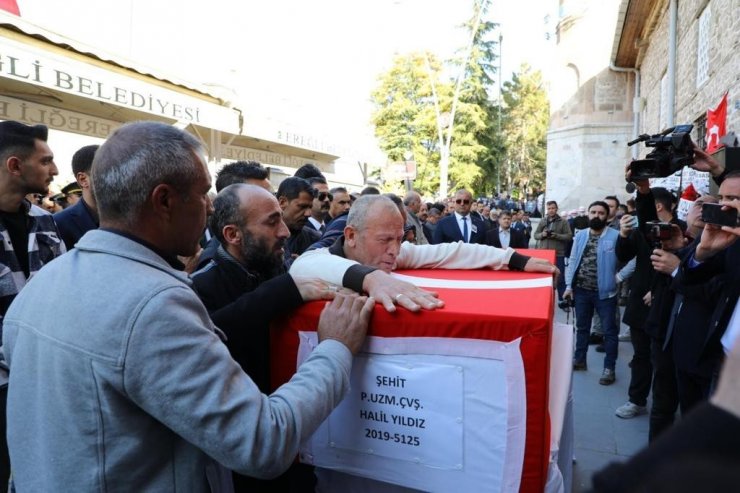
top-left (222, 224), bottom-right (242, 246)
top-left (5, 156), bottom-right (22, 176)
top-left (150, 183), bottom-right (176, 219)
top-left (278, 195), bottom-right (288, 210)
top-left (76, 171), bottom-right (91, 189)
top-left (344, 225), bottom-right (357, 248)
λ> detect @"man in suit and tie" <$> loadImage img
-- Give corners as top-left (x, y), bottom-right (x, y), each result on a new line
top-left (433, 189), bottom-right (486, 244)
top-left (307, 176), bottom-right (330, 233)
top-left (486, 211), bottom-right (527, 248)
top-left (53, 144), bottom-right (99, 249)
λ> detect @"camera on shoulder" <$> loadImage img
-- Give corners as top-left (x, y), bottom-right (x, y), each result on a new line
top-left (627, 124), bottom-right (694, 179)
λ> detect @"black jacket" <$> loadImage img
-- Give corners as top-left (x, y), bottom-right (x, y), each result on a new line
top-left (190, 245), bottom-right (303, 392)
top-left (671, 240), bottom-right (740, 368)
top-left (432, 214), bottom-right (487, 244)
top-left (486, 227), bottom-right (528, 249)
top-left (52, 198), bottom-right (98, 250)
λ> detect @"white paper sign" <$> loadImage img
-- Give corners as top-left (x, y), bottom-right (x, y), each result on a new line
top-left (327, 356), bottom-right (463, 468)
top-left (298, 334), bottom-right (528, 493)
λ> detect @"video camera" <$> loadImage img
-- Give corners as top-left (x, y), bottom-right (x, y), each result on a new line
top-left (645, 221), bottom-right (673, 249)
top-left (627, 124), bottom-right (695, 179)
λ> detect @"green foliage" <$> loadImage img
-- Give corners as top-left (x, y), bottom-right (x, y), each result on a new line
top-left (499, 63), bottom-right (549, 195)
top-left (370, 0), bottom-right (548, 198)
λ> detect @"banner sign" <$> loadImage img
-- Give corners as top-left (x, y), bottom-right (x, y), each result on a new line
top-left (0, 36), bottom-right (240, 133)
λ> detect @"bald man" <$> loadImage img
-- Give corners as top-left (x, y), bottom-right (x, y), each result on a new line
top-left (291, 195), bottom-right (559, 312)
top-left (403, 190), bottom-right (429, 245)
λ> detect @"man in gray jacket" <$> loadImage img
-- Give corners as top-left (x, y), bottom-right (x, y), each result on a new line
top-left (534, 200), bottom-right (573, 301)
top-left (2, 121), bottom-right (373, 492)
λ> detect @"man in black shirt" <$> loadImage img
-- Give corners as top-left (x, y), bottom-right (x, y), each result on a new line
top-left (190, 183), bottom-right (333, 492)
top-left (0, 121), bottom-right (66, 486)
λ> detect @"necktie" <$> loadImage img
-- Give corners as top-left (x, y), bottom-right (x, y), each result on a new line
top-left (462, 216), bottom-right (468, 243)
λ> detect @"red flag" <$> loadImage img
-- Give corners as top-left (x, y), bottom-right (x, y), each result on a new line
top-left (680, 183), bottom-right (699, 201)
top-left (705, 92), bottom-right (728, 153)
top-left (0, 0), bottom-right (19, 15)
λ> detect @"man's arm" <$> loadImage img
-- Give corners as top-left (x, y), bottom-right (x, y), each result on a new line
top-left (290, 248), bottom-right (443, 313)
top-left (124, 288), bottom-right (369, 479)
top-left (555, 220), bottom-right (572, 241)
top-left (397, 242), bottom-right (558, 275)
top-left (204, 274), bottom-right (304, 346)
top-left (533, 218), bottom-right (546, 240)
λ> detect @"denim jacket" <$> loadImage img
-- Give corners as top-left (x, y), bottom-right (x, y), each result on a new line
top-left (565, 227), bottom-right (620, 300)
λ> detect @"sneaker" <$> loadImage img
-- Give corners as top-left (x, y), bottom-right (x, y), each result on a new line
top-left (595, 344), bottom-right (605, 353)
top-left (599, 368), bottom-right (616, 385)
top-left (618, 330), bottom-right (631, 342)
top-left (588, 333), bottom-right (604, 345)
top-left (615, 401), bottom-right (647, 419)
top-left (573, 361), bottom-right (588, 371)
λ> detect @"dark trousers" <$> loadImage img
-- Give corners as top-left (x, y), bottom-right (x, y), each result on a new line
top-left (675, 368), bottom-right (712, 416)
top-left (573, 287), bottom-right (619, 370)
top-left (649, 339), bottom-right (679, 442)
top-left (627, 325), bottom-right (653, 407)
top-left (556, 256), bottom-right (566, 300)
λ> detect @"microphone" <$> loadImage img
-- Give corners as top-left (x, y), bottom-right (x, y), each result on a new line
top-left (625, 182), bottom-right (636, 194)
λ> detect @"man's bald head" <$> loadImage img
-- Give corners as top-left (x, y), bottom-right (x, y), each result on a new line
top-left (403, 191), bottom-right (421, 214)
top-left (211, 184), bottom-right (276, 243)
top-left (344, 195), bottom-right (405, 272)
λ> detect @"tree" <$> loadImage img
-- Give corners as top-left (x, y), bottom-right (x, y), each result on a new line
top-left (370, 0), bottom-right (511, 198)
top-left (499, 64), bottom-right (549, 197)
top-left (370, 52), bottom-right (445, 196)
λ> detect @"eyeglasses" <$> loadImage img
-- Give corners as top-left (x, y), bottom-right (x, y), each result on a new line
top-left (455, 199), bottom-right (471, 205)
top-left (317, 192), bottom-right (333, 202)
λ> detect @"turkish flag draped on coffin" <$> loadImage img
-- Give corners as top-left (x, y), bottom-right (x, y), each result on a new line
top-left (272, 249), bottom-right (557, 492)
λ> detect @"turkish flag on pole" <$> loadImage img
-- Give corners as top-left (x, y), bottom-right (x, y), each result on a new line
top-left (705, 92), bottom-right (728, 153)
top-left (0, 0), bottom-right (19, 15)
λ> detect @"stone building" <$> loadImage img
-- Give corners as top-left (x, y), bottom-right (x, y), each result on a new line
top-left (546, 0), bottom-right (739, 211)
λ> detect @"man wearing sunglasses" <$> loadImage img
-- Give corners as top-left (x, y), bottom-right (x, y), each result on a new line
top-left (307, 176), bottom-right (330, 233)
top-left (433, 189), bottom-right (487, 244)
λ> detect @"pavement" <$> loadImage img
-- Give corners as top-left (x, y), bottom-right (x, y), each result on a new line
top-left (553, 306), bottom-right (651, 493)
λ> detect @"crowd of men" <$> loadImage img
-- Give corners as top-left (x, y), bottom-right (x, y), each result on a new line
top-left (0, 118), bottom-right (739, 491)
top-left (0, 120), bottom-right (557, 491)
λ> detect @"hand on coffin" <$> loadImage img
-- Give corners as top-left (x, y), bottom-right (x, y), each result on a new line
top-left (522, 258), bottom-right (560, 284)
top-left (291, 275), bottom-right (344, 302)
top-left (317, 293), bottom-right (375, 355)
top-left (363, 270), bottom-right (444, 313)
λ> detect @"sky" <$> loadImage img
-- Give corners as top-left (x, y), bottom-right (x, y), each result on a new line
top-left (16, 0), bottom-right (555, 168)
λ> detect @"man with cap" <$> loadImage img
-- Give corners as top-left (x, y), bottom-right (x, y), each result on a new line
top-left (58, 181), bottom-right (82, 208)
top-left (53, 144), bottom-right (99, 249)
top-left (0, 120), bottom-right (66, 486)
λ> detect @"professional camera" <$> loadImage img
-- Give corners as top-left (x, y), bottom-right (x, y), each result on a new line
top-left (627, 124), bottom-right (695, 179)
top-left (645, 221), bottom-right (673, 249)
top-left (558, 298), bottom-right (576, 312)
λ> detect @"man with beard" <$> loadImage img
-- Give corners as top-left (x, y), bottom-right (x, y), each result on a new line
top-left (0, 121), bottom-right (66, 486)
top-left (190, 183), bottom-right (338, 491)
top-left (277, 177), bottom-right (320, 267)
top-left (564, 201), bottom-right (622, 385)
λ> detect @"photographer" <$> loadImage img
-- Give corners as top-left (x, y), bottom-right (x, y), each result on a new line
top-left (673, 171), bottom-right (740, 393)
top-left (534, 200), bottom-right (572, 302)
top-left (629, 177), bottom-right (687, 441)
